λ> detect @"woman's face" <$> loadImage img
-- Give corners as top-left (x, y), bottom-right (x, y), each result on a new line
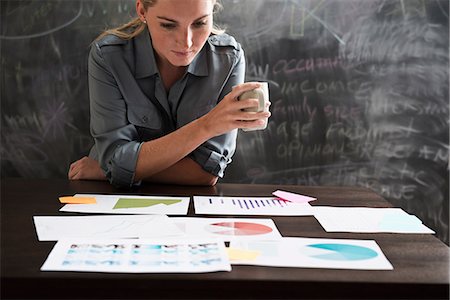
top-left (138, 0), bottom-right (214, 68)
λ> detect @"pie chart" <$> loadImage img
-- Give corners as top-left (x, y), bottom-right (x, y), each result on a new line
top-left (207, 222), bottom-right (273, 236)
top-left (307, 243), bottom-right (378, 261)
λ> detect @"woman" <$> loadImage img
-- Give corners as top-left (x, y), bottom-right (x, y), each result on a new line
top-left (68, 0), bottom-right (270, 188)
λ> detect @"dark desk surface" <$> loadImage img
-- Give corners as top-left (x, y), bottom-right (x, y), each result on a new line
top-left (1, 178), bottom-right (449, 299)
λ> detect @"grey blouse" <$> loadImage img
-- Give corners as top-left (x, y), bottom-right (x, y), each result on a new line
top-left (88, 27), bottom-right (245, 188)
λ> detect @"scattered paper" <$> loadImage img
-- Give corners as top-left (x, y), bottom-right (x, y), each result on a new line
top-left (59, 196), bottom-right (96, 204)
top-left (33, 215), bottom-right (184, 241)
top-left (272, 190), bottom-right (316, 204)
top-left (311, 206), bottom-right (435, 234)
top-left (60, 194), bottom-right (190, 215)
top-left (193, 196), bottom-right (313, 216)
top-left (41, 238), bottom-right (231, 273)
top-left (230, 237), bottom-right (393, 270)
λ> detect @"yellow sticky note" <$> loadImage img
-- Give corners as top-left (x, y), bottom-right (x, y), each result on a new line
top-left (226, 247), bottom-right (260, 261)
top-left (59, 196), bottom-right (96, 204)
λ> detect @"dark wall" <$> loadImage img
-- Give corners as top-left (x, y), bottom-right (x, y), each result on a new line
top-left (1, 0), bottom-right (133, 177)
top-left (1, 0), bottom-right (448, 244)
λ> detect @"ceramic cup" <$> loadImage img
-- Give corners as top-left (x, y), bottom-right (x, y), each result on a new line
top-left (238, 82), bottom-right (269, 131)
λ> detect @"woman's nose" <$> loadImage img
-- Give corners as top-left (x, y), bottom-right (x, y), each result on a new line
top-left (177, 28), bottom-right (193, 48)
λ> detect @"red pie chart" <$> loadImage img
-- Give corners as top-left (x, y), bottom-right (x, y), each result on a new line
top-left (207, 221), bottom-right (273, 236)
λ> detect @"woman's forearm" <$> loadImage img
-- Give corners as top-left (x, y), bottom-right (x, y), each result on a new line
top-left (134, 82), bottom-right (269, 182)
top-left (143, 157), bottom-right (218, 186)
top-left (134, 116), bottom-right (211, 181)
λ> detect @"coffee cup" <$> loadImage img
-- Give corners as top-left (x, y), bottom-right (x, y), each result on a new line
top-left (238, 82), bottom-right (269, 131)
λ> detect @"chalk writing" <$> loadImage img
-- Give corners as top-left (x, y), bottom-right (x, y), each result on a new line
top-left (1, 0), bottom-right (448, 245)
top-left (272, 56), bottom-right (343, 75)
top-left (0, 2), bottom-right (83, 40)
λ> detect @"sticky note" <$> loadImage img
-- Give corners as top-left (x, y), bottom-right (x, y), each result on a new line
top-left (59, 196), bottom-right (96, 204)
top-left (226, 247), bottom-right (260, 261)
top-left (272, 190), bottom-right (316, 203)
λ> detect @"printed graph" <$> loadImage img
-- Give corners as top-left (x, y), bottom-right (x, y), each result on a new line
top-left (194, 196), bottom-right (313, 216)
top-left (229, 237), bottom-right (393, 270)
top-left (41, 239), bottom-right (232, 273)
top-left (113, 198), bottom-right (182, 209)
top-left (206, 222), bottom-right (273, 236)
top-left (307, 243), bottom-right (378, 261)
top-left (60, 194), bottom-right (190, 215)
top-left (172, 217), bottom-right (282, 241)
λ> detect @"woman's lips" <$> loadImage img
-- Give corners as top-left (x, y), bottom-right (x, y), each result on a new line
top-left (173, 50), bottom-right (193, 57)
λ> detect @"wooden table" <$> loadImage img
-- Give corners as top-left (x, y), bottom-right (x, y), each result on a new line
top-left (1, 178), bottom-right (448, 299)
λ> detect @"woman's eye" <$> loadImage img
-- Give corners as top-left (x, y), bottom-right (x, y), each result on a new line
top-left (160, 23), bottom-right (176, 29)
top-left (193, 21), bottom-right (207, 28)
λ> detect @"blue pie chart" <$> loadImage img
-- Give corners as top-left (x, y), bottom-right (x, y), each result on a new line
top-left (307, 243), bottom-right (378, 261)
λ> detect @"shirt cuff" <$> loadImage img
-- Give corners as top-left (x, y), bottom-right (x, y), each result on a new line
top-left (191, 149), bottom-right (231, 178)
top-left (206, 151), bottom-right (231, 177)
top-left (105, 142), bottom-right (142, 188)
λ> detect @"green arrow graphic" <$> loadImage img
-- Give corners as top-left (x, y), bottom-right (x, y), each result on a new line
top-left (113, 198), bottom-right (182, 209)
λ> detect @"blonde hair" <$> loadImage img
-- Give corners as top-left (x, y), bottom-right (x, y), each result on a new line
top-left (97, 0), bottom-right (225, 40)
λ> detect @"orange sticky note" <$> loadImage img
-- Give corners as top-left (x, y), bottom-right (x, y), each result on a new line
top-left (59, 196), bottom-right (96, 204)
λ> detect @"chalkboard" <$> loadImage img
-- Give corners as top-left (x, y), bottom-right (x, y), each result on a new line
top-left (1, 0), bottom-right (448, 244)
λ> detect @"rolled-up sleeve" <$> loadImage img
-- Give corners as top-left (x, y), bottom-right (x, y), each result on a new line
top-left (190, 47), bottom-right (246, 177)
top-left (88, 44), bottom-right (141, 188)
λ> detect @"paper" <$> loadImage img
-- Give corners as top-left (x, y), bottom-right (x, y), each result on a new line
top-left (59, 196), bottom-right (96, 204)
top-left (311, 206), bottom-right (435, 233)
top-left (193, 196), bottom-right (313, 216)
top-left (41, 238), bottom-right (231, 273)
top-left (272, 190), bottom-right (316, 203)
top-left (171, 217), bottom-right (282, 242)
top-left (60, 194), bottom-right (190, 215)
top-left (33, 215), bottom-right (184, 241)
top-left (229, 237), bottom-right (393, 270)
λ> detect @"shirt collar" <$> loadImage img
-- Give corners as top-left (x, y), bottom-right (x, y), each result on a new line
top-left (135, 27), bottom-right (159, 79)
top-left (135, 27), bottom-right (209, 78)
top-left (186, 44), bottom-right (208, 77)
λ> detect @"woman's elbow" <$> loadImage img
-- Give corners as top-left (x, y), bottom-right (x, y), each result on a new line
top-left (197, 173), bottom-right (218, 186)
top-left (206, 176), bottom-right (218, 186)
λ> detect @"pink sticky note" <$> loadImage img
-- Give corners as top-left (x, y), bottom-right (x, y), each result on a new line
top-left (272, 190), bottom-right (316, 204)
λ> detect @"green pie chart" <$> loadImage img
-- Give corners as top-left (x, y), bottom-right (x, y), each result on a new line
top-left (307, 243), bottom-right (378, 261)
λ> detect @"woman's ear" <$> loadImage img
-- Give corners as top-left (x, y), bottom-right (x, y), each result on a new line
top-left (136, 0), bottom-right (147, 23)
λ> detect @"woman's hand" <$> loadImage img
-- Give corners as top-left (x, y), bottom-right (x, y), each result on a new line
top-left (200, 82), bottom-right (272, 137)
top-left (68, 156), bottom-right (107, 180)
